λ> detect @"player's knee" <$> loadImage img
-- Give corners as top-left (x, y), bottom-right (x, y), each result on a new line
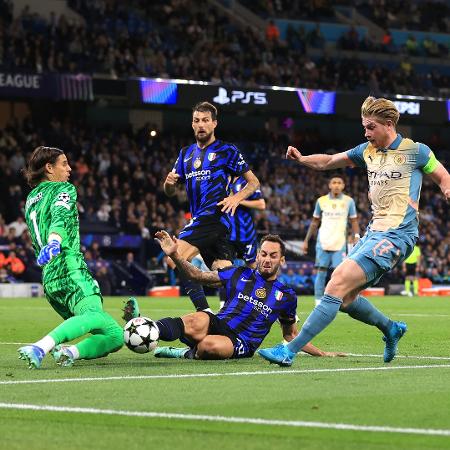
top-left (197, 338), bottom-right (221, 358)
top-left (182, 313), bottom-right (208, 339)
top-left (108, 322), bottom-right (124, 352)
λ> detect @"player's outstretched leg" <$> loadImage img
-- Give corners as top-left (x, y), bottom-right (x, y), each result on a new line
top-left (382, 321), bottom-right (407, 363)
top-left (154, 346), bottom-right (190, 358)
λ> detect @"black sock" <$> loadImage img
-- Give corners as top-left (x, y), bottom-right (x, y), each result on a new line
top-left (184, 347), bottom-right (196, 359)
top-left (182, 276), bottom-right (210, 311)
top-left (219, 287), bottom-right (227, 307)
top-left (156, 317), bottom-right (185, 341)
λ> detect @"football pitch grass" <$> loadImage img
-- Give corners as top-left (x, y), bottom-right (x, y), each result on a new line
top-left (0, 295), bottom-right (449, 450)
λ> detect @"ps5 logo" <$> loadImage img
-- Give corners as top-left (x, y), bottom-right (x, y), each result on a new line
top-left (393, 101), bottom-right (420, 115)
top-left (213, 87), bottom-right (268, 105)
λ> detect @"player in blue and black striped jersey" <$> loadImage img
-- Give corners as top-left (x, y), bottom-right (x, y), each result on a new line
top-left (218, 175), bottom-right (266, 309)
top-left (149, 230), bottom-right (344, 360)
top-left (164, 102), bottom-right (260, 313)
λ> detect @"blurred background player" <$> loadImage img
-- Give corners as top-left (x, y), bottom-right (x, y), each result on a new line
top-left (219, 175), bottom-right (266, 309)
top-left (402, 244), bottom-right (421, 297)
top-left (259, 96), bottom-right (450, 367)
top-left (164, 102), bottom-right (260, 312)
top-left (303, 176), bottom-right (359, 305)
top-left (124, 230), bottom-right (344, 360)
top-left (18, 146), bottom-right (124, 368)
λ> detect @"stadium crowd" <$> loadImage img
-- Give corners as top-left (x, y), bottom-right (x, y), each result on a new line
top-left (0, 117), bottom-right (449, 290)
top-left (0, 0), bottom-right (448, 95)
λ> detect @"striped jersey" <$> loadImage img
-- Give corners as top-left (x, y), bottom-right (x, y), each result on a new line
top-left (173, 140), bottom-right (249, 222)
top-left (24, 181), bottom-right (88, 283)
top-left (313, 193), bottom-right (357, 251)
top-left (217, 266), bottom-right (297, 352)
top-left (228, 176), bottom-right (262, 242)
top-left (346, 134), bottom-right (436, 236)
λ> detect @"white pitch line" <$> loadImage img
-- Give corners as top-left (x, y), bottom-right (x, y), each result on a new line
top-left (0, 402), bottom-right (449, 437)
top-left (347, 354), bottom-right (450, 361)
top-left (2, 364), bottom-right (450, 386)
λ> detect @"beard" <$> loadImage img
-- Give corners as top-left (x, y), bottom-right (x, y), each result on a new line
top-left (195, 130), bottom-right (213, 144)
top-left (256, 262), bottom-right (280, 279)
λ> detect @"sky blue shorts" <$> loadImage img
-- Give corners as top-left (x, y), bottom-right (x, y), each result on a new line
top-left (315, 241), bottom-right (347, 269)
top-left (348, 228), bottom-right (416, 289)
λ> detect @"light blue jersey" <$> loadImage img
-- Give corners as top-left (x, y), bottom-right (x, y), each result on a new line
top-left (345, 134), bottom-right (436, 287)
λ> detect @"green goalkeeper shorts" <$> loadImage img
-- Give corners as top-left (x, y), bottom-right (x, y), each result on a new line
top-left (43, 268), bottom-right (102, 319)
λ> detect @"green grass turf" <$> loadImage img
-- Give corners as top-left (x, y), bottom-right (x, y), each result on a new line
top-left (0, 295), bottom-right (450, 450)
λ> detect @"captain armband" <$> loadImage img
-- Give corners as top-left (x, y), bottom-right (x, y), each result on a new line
top-left (422, 152), bottom-right (439, 174)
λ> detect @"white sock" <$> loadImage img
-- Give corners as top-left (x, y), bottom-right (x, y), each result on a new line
top-left (66, 345), bottom-right (80, 360)
top-left (219, 301), bottom-right (225, 309)
top-left (34, 335), bottom-right (56, 354)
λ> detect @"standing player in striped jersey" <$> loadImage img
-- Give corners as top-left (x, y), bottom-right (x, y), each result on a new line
top-left (148, 230), bottom-right (344, 360)
top-left (164, 102), bottom-right (260, 312)
top-left (18, 146), bottom-right (124, 368)
top-left (218, 175), bottom-right (266, 309)
top-left (259, 96), bottom-right (450, 367)
top-left (303, 175), bottom-right (359, 305)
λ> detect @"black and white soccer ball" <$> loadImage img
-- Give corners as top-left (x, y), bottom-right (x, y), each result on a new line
top-left (123, 317), bottom-right (159, 354)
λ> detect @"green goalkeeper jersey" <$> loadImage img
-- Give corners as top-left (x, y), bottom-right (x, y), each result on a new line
top-left (25, 181), bottom-right (89, 283)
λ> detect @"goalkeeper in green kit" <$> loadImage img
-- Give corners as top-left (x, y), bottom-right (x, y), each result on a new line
top-left (18, 146), bottom-right (124, 368)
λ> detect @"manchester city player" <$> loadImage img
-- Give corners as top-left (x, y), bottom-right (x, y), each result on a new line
top-left (143, 230), bottom-right (344, 360)
top-left (258, 96), bottom-right (450, 366)
top-left (164, 102), bottom-right (260, 312)
top-left (18, 146), bottom-right (123, 368)
top-left (218, 175), bottom-right (266, 309)
top-left (303, 175), bottom-right (359, 305)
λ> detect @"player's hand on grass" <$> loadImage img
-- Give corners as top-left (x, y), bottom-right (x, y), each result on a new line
top-left (155, 230), bottom-right (178, 257)
top-left (286, 146), bottom-right (303, 163)
top-left (322, 351), bottom-right (347, 357)
top-left (37, 240), bottom-right (61, 266)
top-left (165, 171), bottom-right (180, 186)
top-left (217, 195), bottom-right (240, 216)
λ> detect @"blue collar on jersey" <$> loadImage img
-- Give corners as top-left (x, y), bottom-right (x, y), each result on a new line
top-left (377, 133), bottom-right (402, 152)
top-left (328, 193), bottom-right (344, 200)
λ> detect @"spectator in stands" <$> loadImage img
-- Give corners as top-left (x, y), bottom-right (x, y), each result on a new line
top-left (3, 250), bottom-right (25, 279)
top-left (266, 20), bottom-right (280, 42)
top-left (7, 216), bottom-right (28, 238)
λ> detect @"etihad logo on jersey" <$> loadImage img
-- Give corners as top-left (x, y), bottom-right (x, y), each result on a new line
top-left (213, 87), bottom-right (268, 105)
top-left (185, 169), bottom-right (211, 180)
top-left (25, 192), bottom-right (43, 211)
top-left (367, 170), bottom-right (402, 186)
top-left (238, 292), bottom-right (272, 318)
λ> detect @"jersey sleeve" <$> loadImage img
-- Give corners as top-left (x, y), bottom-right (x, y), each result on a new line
top-left (173, 148), bottom-right (185, 182)
top-left (313, 199), bottom-right (322, 218)
top-left (248, 188), bottom-right (263, 201)
top-left (278, 291), bottom-right (298, 325)
top-left (226, 144), bottom-right (249, 176)
top-left (218, 265), bottom-right (240, 285)
top-left (417, 143), bottom-right (438, 174)
top-left (348, 198), bottom-right (357, 218)
top-left (48, 183), bottom-right (77, 242)
top-left (346, 143), bottom-right (367, 169)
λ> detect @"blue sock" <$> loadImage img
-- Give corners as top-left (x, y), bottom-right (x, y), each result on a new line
top-left (341, 295), bottom-right (392, 335)
top-left (183, 278), bottom-right (210, 311)
top-left (287, 294), bottom-right (342, 354)
top-left (314, 270), bottom-right (327, 299)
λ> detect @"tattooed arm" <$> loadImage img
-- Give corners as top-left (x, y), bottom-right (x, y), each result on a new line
top-left (155, 230), bottom-right (223, 288)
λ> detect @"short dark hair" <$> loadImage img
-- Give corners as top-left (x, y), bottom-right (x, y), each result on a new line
top-left (329, 174), bottom-right (345, 183)
top-left (260, 234), bottom-right (286, 256)
top-left (23, 146), bottom-right (64, 187)
top-left (192, 101), bottom-right (217, 121)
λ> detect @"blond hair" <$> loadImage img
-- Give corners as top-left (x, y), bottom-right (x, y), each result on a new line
top-left (361, 96), bottom-right (400, 127)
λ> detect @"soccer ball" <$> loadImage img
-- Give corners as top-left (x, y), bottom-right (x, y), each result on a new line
top-left (123, 317), bottom-right (159, 354)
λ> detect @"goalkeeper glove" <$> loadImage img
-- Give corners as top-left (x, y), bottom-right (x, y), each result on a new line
top-left (37, 240), bottom-right (61, 266)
